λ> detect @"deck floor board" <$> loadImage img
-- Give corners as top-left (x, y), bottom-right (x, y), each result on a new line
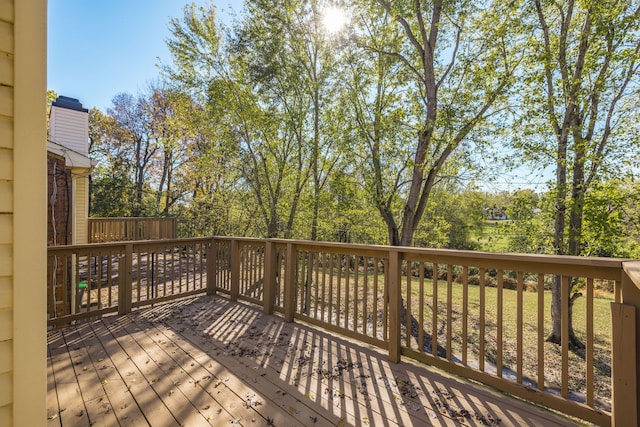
top-left (48, 295), bottom-right (579, 426)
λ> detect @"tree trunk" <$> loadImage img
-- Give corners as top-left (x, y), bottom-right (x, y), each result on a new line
top-left (164, 161), bottom-right (173, 215)
top-left (157, 149), bottom-right (170, 214)
top-left (399, 127), bottom-right (434, 247)
top-left (547, 125), bottom-right (568, 345)
top-left (310, 69), bottom-right (320, 242)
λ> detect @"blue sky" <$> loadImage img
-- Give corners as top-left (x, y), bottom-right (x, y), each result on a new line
top-left (48, 0), bottom-right (243, 111)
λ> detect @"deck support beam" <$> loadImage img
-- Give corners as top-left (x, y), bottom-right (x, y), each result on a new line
top-left (206, 239), bottom-right (217, 296)
top-left (262, 241), bottom-right (276, 314)
top-left (613, 261), bottom-right (640, 426)
top-left (388, 249), bottom-right (402, 363)
top-left (283, 243), bottom-right (297, 322)
top-left (118, 244), bottom-right (133, 315)
top-left (230, 240), bottom-right (240, 302)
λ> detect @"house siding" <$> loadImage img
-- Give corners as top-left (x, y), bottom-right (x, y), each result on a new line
top-left (74, 173), bottom-right (89, 244)
top-left (0, 0), bottom-right (13, 423)
top-left (49, 107), bottom-right (89, 156)
top-left (10, 1), bottom-right (47, 426)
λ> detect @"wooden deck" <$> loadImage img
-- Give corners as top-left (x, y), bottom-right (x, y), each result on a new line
top-left (47, 295), bottom-right (579, 426)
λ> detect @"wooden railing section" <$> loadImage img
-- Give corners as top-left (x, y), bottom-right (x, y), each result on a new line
top-left (88, 217), bottom-right (177, 243)
top-left (47, 237), bottom-right (640, 426)
top-left (47, 238), bottom-right (209, 324)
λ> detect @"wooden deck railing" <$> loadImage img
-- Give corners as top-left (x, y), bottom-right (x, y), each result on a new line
top-left (88, 217), bottom-right (177, 243)
top-left (47, 238), bottom-right (210, 324)
top-left (47, 237), bottom-right (640, 426)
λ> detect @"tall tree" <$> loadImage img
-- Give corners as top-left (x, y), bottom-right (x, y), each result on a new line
top-left (108, 93), bottom-right (159, 216)
top-left (357, 0), bottom-right (522, 246)
top-left (166, 2), bottom-right (309, 238)
top-left (342, 7), bottom-right (418, 245)
top-left (88, 107), bottom-right (137, 216)
top-left (146, 85), bottom-right (197, 215)
top-left (231, 0), bottom-right (344, 240)
top-left (524, 0), bottom-right (640, 348)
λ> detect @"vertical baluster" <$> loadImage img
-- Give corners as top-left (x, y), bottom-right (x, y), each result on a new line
top-left (406, 260), bottom-right (411, 348)
top-left (314, 251), bottom-right (320, 319)
top-left (373, 258), bottom-right (379, 339)
top-left (462, 266), bottom-right (469, 366)
top-left (344, 254), bottom-right (351, 329)
top-left (337, 253), bottom-right (342, 327)
top-left (432, 263), bottom-right (438, 357)
top-left (107, 252), bottom-right (113, 307)
top-left (328, 254), bottom-right (334, 324)
top-left (384, 258), bottom-right (389, 341)
top-left (586, 277), bottom-right (594, 407)
top-left (363, 257), bottom-right (369, 336)
top-left (388, 250), bottom-right (402, 363)
top-left (561, 275), bottom-right (569, 398)
top-left (418, 262), bottom-right (424, 352)
top-left (97, 252), bottom-right (103, 309)
top-left (446, 264), bottom-right (453, 361)
top-left (537, 273), bottom-right (544, 390)
top-left (479, 267), bottom-right (485, 372)
top-left (353, 254), bottom-right (359, 332)
top-left (321, 253), bottom-right (327, 323)
top-left (497, 270), bottom-right (504, 378)
top-left (517, 271), bottom-right (524, 384)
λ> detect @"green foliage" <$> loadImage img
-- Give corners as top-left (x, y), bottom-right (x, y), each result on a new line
top-left (582, 179), bottom-right (640, 258)
top-left (90, 167), bottom-right (135, 217)
top-left (81, 0), bottom-right (640, 263)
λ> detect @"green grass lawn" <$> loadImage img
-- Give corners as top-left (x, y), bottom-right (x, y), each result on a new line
top-left (401, 274), bottom-right (612, 404)
top-left (470, 220), bottom-right (513, 252)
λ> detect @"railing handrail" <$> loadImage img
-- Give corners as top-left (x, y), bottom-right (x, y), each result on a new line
top-left (49, 236), bottom-right (212, 250)
top-left (88, 216), bottom-right (177, 221)
top-left (88, 217), bottom-right (178, 243)
top-left (216, 236), bottom-right (629, 265)
top-left (57, 234), bottom-right (632, 265)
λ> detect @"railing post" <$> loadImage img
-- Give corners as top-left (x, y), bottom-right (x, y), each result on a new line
top-left (388, 248), bottom-right (402, 363)
top-left (230, 239), bottom-right (240, 302)
top-left (118, 244), bottom-right (133, 315)
top-left (206, 239), bottom-right (217, 296)
top-left (263, 240), bottom-right (276, 314)
top-left (612, 261), bottom-right (640, 426)
top-left (283, 243), bottom-right (297, 322)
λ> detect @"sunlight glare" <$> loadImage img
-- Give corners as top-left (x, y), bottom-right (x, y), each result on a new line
top-left (322, 6), bottom-right (348, 34)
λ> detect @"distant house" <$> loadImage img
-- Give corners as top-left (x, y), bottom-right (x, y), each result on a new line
top-left (47, 96), bottom-right (92, 246)
top-left (483, 206), bottom-right (509, 221)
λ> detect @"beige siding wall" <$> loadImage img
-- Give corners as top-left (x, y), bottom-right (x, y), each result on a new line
top-left (6, 0), bottom-right (47, 426)
top-left (49, 107), bottom-right (89, 155)
top-left (74, 173), bottom-right (89, 244)
top-left (0, 1), bottom-right (14, 424)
